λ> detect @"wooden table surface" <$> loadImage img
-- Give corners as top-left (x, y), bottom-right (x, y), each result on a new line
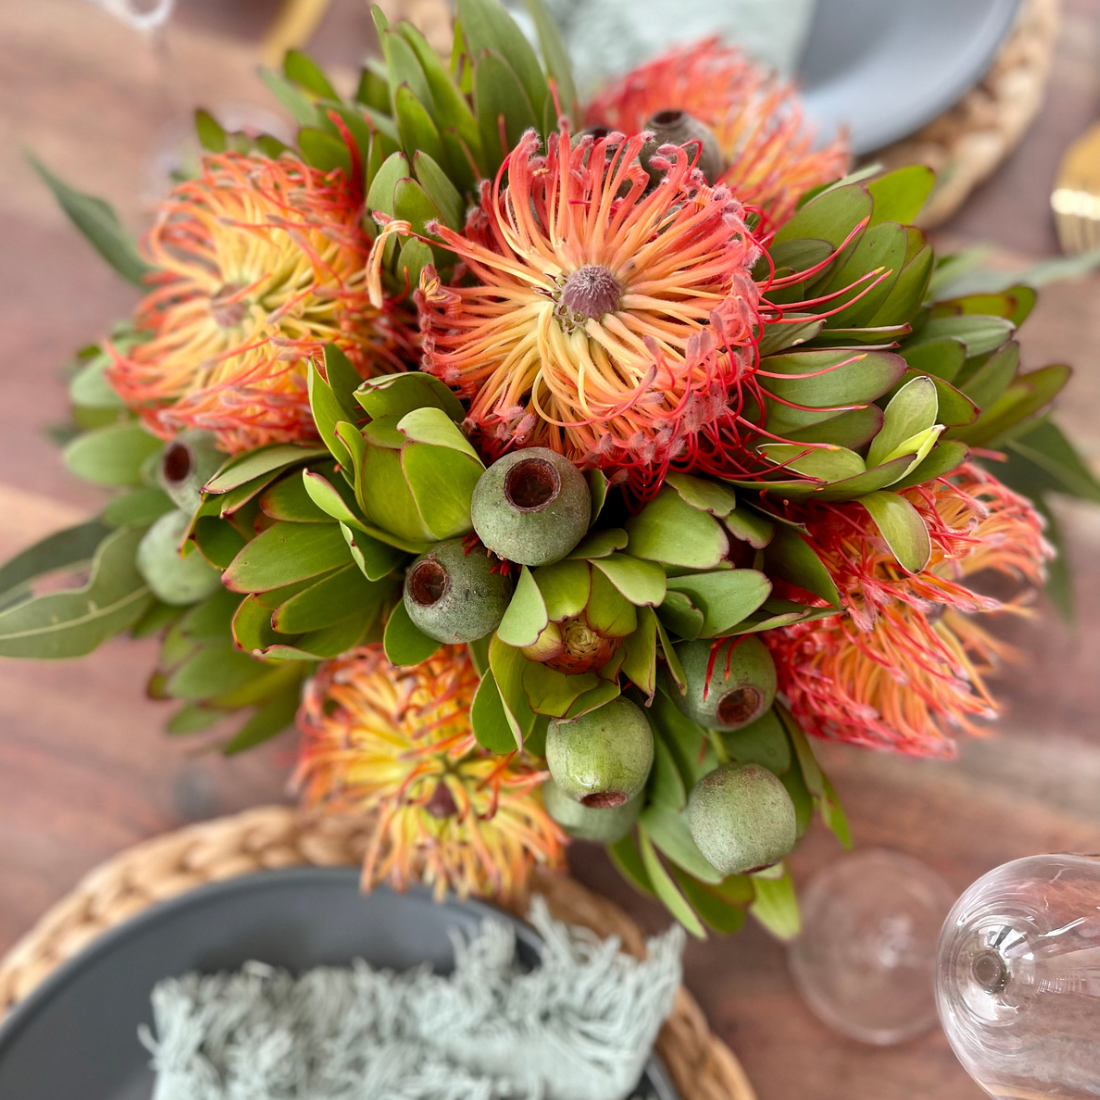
top-left (2, 2), bottom-right (1100, 1098)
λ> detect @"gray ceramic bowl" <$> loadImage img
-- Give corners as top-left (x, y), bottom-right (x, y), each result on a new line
top-left (0, 866), bottom-right (677, 1100)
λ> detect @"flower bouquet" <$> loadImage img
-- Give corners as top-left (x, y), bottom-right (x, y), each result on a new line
top-left (8, 0), bottom-right (1099, 938)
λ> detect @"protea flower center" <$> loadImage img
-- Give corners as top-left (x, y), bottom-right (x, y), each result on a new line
top-left (209, 282), bottom-right (249, 329)
top-left (557, 264), bottom-right (622, 332)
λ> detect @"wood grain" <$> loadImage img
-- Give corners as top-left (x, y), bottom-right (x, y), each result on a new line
top-left (1, 3), bottom-right (1099, 1099)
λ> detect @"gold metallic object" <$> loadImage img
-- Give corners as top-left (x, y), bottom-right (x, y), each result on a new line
top-left (1052, 121), bottom-right (1100, 254)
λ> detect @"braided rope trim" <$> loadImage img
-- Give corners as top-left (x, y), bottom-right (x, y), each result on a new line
top-left (0, 805), bottom-right (755, 1100)
top-left (873, 0), bottom-right (1060, 226)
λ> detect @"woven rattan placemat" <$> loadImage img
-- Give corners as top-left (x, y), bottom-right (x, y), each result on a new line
top-left (0, 805), bottom-right (756, 1100)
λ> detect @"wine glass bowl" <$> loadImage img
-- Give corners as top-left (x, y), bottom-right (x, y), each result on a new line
top-left (935, 854), bottom-right (1100, 1100)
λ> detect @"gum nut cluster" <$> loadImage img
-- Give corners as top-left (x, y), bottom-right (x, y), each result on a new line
top-left (672, 637), bottom-right (778, 731)
top-left (136, 510), bottom-right (223, 606)
top-left (157, 429), bottom-right (224, 514)
top-left (471, 449), bottom-right (592, 566)
top-left (403, 538), bottom-right (515, 644)
top-left (546, 696), bottom-right (655, 808)
top-left (542, 779), bottom-right (642, 844)
top-left (688, 763), bottom-right (798, 876)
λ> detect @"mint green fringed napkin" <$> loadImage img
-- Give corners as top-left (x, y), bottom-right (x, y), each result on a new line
top-left (141, 898), bottom-right (685, 1100)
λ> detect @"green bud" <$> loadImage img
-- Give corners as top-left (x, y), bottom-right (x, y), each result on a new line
top-left (688, 762), bottom-right (797, 876)
top-left (358, 407), bottom-right (485, 545)
top-left (403, 538), bottom-right (514, 644)
top-left (136, 510), bottom-right (223, 606)
top-left (543, 778), bottom-right (641, 843)
top-left (157, 430), bottom-right (224, 514)
top-left (642, 110), bottom-right (724, 185)
top-left (546, 696), bottom-right (654, 808)
top-left (471, 448), bottom-right (591, 566)
top-left (670, 636), bottom-right (777, 731)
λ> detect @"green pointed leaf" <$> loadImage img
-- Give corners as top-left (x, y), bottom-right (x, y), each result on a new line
top-left (180, 587), bottom-right (243, 642)
top-left (722, 508), bottom-right (775, 550)
top-left (609, 833), bottom-right (656, 898)
top-left (0, 521), bottom-right (113, 606)
top-left (522, 660), bottom-right (599, 717)
top-left (888, 440), bottom-right (970, 492)
top-left (757, 315), bottom-right (827, 357)
top-left (28, 155), bottom-right (152, 286)
top-left (383, 597), bottom-right (441, 666)
top-left (763, 525), bottom-right (840, 606)
top-left (232, 593), bottom-right (285, 652)
top-left (773, 183), bottom-right (872, 251)
top-left (297, 127), bottom-right (352, 173)
top-left (258, 67), bottom-right (320, 126)
top-left (194, 109), bottom-right (227, 153)
top-left (283, 49), bottom-right (339, 98)
top-left (656, 589), bottom-right (705, 640)
top-left (394, 84), bottom-right (450, 175)
top-left (533, 558), bottom-right (591, 621)
top-left (811, 452), bottom-right (923, 501)
top-left (166, 644), bottom-right (267, 701)
top-left (523, 0), bottom-right (578, 119)
top-left (930, 286), bottom-right (1037, 327)
top-left (101, 488), bottom-right (174, 529)
top-left (459, 0), bottom-right (550, 121)
top-left (259, 473), bottom-right (330, 523)
top-left (723, 707), bottom-right (791, 774)
top-left (167, 702), bottom-right (228, 735)
top-left (473, 49), bottom-right (538, 164)
top-left (568, 528), bottom-right (627, 560)
top-left (223, 522), bottom-right (351, 593)
top-left (0, 526), bottom-right (152, 657)
top-left (637, 826), bottom-right (707, 938)
top-left (621, 605), bottom-right (658, 697)
top-left (900, 336), bottom-right (967, 384)
top-left (1004, 418), bottom-right (1100, 503)
top-left (413, 151), bottom-right (465, 231)
top-left (959, 341), bottom-right (1020, 410)
top-left (271, 563), bottom-right (386, 633)
top-left (625, 488), bottom-right (729, 569)
top-left (303, 471), bottom-right (367, 529)
top-left (496, 565), bottom-right (548, 647)
top-left (867, 165), bottom-right (935, 226)
top-left (205, 444), bottom-right (327, 494)
top-left (191, 516), bottom-right (248, 570)
top-left (648, 727), bottom-right (687, 811)
top-left (664, 473), bottom-right (737, 517)
top-left (671, 870), bottom-right (748, 934)
top-left (356, 371), bottom-right (465, 422)
top-left (759, 443), bottom-right (866, 482)
top-left (666, 570), bottom-right (772, 637)
top-left (592, 554), bottom-right (666, 607)
top-left (908, 314), bottom-right (1015, 357)
top-left (867, 375), bottom-right (939, 469)
top-left (472, 669), bottom-right (520, 752)
top-left (489, 635), bottom-right (538, 747)
top-left (64, 422), bottom-right (162, 487)
top-left (749, 864), bottom-right (801, 940)
top-left (584, 567), bottom-right (637, 638)
top-left (563, 675), bottom-right (622, 718)
top-left (222, 687), bottom-right (301, 755)
top-left (860, 491), bottom-right (932, 572)
top-left (950, 364), bottom-right (1071, 447)
top-left (784, 406), bottom-right (884, 450)
top-left (641, 804), bottom-right (723, 884)
top-left (339, 522), bottom-right (405, 582)
top-left (884, 369), bottom-right (976, 428)
top-left (817, 221), bottom-right (908, 328)
top-left (365, 151), bottom-right (411, 218)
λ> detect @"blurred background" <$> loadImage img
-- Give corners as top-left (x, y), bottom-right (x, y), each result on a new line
top-left (1, 2), bottom-right (1099, 1098)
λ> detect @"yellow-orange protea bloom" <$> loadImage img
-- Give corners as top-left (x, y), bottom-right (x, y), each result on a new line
top-left (765, 465), bottom-right (1054, 756)
top-left (109, 151), bottom-right (414, 454)
top-left (585, 40), bottom-right (848, 230)
top-left (417, 124), bottom-right (764, 494)
top-left (295, 644), bottom-right (564, 901)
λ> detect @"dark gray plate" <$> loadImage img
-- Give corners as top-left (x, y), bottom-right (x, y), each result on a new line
top-left (799, 0), bottom-right (1024, 154)
top-left (0, 866), bottom-right (677, 1100)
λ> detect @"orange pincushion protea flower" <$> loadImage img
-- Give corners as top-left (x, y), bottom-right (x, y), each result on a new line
top-left (765, 466), bottom-right (1054, 756)
top-left (110, 152), bottom-right (414, 454)
top-left (296, 644), bottom-right (564, 901)
top-left (417, 125), bottom-right (764, 493)
top-left (585, 40), bottom-right (848, 230)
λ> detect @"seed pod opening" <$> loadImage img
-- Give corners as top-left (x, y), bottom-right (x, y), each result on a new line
top-left (158, 429), bottom-right (224, 513)
top-left (670, 636), bottom-right (777, 731)
top-left (403, 538), bottom-right (514, 644)
top-left (471, 448), bottom-right (591, 566)
top-left (543, 779), bottom-right (642, 843)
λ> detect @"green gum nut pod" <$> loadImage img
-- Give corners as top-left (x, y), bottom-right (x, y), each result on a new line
top-left (157, 430), bottom-right (224, 513)
top-left (470, 448), bottom-right (591, 566)
top-left (688, 762), bottom-right (797, 876)
top-left (403, 538), bottom-right (514, 644)
top-left (136, 509), bottom-right (224, 606)
top-left (641, 110), bottom-right (723, 185)
top-left (542, 779), bottom-right (642, 844)
top-left (671, 636), bottom-right (777, 731)
top-left (546, 696), bottom-right (654, 808)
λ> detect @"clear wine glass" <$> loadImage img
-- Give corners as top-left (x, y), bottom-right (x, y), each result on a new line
top-left (790, 851), bottom-right (1100, 1099)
